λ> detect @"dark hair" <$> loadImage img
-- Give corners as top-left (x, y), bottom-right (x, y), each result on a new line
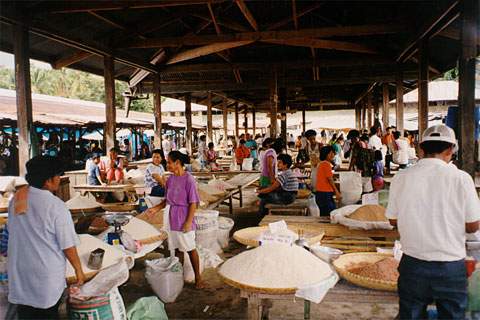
top-left (200, 135), bottom-right (206, 141)
top-left (91, 153), bottom-right (100, 160)
top-left (386, 127), bottom-right (392, 131)
top-left (360, 134), bottom-right (369, 142)
top-left (25, 155), bottom-right (63, 188)
top-left (272, 140), bottom-right (284, 153)
top-left (305, 129), bottom-right (317, 139)
top-left (239, 139), bottom-right (246, 144)
top-left (110, 147), bottom-right (119, 153)
top-left (277, 154), bottom-right (292, 168)
top-left (152, 149), bottom-right (166, 167)
top-left (320, 145), bottom-right (334, 161)
top-left (208, 142), bottom-right (214, 149)
top-left (347, 129), bottom-right (360, 140)
top-left (124, 139), bottom-right (129, 144)
top-left (370, 126), bottom-right (378, 136)
top-left (393, 131), bottom-right (401, 140)
top-left (404, 131), bottom-right (409, 138)
top-left (419, 141), bottom-right (453, 155)
top-left (262, 138), bottom-right (274, 149)
top-left (374, 150), bottom-right (383, 161)
top-left (169, 150), bottom-right (190, 165)
top-left (287, 141), bottom-right (295, 147)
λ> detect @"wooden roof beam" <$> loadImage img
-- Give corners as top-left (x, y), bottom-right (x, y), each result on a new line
top-left (355, 83), bottom-right (376, 105)
top-left (190, 12), bottom-right (250, 32)
top-left (438, 26), bottom-right (480, 46)
top-left (261, 38), bottom-right (380, 54)
top-left (211, 91), bottom-right (254, 107)
top-left (52, 51), bottom-right (93, 70)
top-left (266, 3), bottom-right (324, 31)
top-left (235, 0), bottom-right (258, 32)
top-left (292, 0), bottom-right (298, 30)
top-left (126, 24), bottom-right (407, 48)
top-left (166, 41), bottom-right (254, 64)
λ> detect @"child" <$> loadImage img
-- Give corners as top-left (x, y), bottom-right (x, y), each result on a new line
top-left (145, 151), bottom-right (204, 289)
top-left (88, 153), bottom-right (104, 186)
top-left (145, 149), bottom-right (166, 197)
top-left (206, 142), bottom-right (218, 168)
top-left (315, 146), bottom-right (342, 216)
top-left (372, 150), bottom-right (385, 191)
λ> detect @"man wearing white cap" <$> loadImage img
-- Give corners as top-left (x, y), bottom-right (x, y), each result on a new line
top-left (386, 125), bottom-right (480, 319)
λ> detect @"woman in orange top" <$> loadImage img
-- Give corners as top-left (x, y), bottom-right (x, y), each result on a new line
top-left (315, 146), bottom-right (342, 216)
top-left (235, 139), bottom-right (251, 170)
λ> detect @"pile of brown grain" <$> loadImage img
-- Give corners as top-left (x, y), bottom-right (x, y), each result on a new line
top-left (346, 205), bottom-right (388, 222)
top-left (90, 217), bottom-right (109, 228)
top-left (136, 209), bottom-right (164, 227)
top-left (346, 257), bottom-right (399, 282)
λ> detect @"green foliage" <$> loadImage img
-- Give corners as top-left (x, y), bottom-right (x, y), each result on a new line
top-left (441, 68), bottom-right (458, 81)
top-left (0, 65), bottom-right (155, 112)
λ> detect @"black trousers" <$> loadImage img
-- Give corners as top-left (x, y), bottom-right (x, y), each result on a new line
top-left (17, 297), bottom-right (61, 320)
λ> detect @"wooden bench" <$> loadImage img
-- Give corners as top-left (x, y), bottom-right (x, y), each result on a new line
top-left (264, 198), bottom-right (309, 216)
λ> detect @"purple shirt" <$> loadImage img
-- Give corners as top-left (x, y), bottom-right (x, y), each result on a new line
top-left (165, 172), bottom-right (200, 231)
top-left (261, 149), bottom-right (277, 177)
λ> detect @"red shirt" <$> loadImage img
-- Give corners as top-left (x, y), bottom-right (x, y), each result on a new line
top-left (316, 161), bottom-right (333, 192)
top-left (235, 146), bottom-right (251, 164)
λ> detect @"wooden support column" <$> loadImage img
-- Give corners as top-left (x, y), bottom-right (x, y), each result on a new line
top-left (153, 73), bottom-right (162, 149)
top-left (367, 92), bottom-right (373, 129)
top-left (395, 64), bottom-right (404, 136)
top-left (222, 98), bottom-right (228, 148)
top-left (457, 0), bottom-right (478, 178)
top-left (14, 23), bottom-right (33, 176)
top-left (244, 105), bottom-right (248, 134)
top-left (418, 39), bottom-right (429, 138)
top-left (382, 83), bottom-right (389, 132)
top-left (302, 106), bottom-right (306, 134)
top-left (362, 100), bottom-right (367, 131)
top-left (207, 91), bottom-right (213, 143)
top-left (269, 69), bottom-right (278, 138)
top-left (252, 107), bottom-right (256, 137)
top-left (104, 55), bottom-right (116, 153)
top-left (124, 97), bottom-right (132, 118)
top-left (355, 103), bottom-right (361, 130)
top-left (234, 102), bottom-right (240, 139)
top-left (373, 86), bottom-right (380, 121)
top-left (280, 87), bottom-right (287, 143)
top-left (185, 93), bottom-right (193, 155)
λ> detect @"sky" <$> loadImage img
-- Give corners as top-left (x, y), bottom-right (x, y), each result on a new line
top-left (0, 51), bottom-right (52, 70)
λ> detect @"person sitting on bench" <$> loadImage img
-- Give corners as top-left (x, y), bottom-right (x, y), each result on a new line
top-left (256, 154), bottom-right (299, 218)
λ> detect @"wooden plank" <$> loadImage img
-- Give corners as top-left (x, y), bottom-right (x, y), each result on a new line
top-left (128, 24), bottom-right (407, 48)
top-left (266, 3), bottom-right (324, 31)
top-left (367, 91), bottom-right (373, 129)
top-left (166, 41), bottom-right (253, 65)
top-left (235, 0), bottom-right (259, 31)
top-left (235, 102), bottom-right (240, 139)
top-left (153, 72), bottom-right (162, 149)
top-left (261, 38), bottom-right (380, 54)
top-left (438, 26), bottom-right (480, 46)
top-left (457, 0), bottom-right (478, 178)
top-left (395, 63), bottom-right (404, 135)
top-left (104, 55), bottom-right (116, 152)
top-left (13, 23), bottom-right (33, 177)
top-left (53, 51), bottom-right (93, 69)
top-left (280, 87), bottom-right (287, 143)
top-left (185, 93), bottom-right (193, 155)
top-left (252, 107), bottom-right (256, 136)
top-left (418, 39), bottom-right (429, 138)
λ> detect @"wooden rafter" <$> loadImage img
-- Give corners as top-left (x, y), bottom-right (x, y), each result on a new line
top-left (235, 0), bottom-right (259, 32)
top-left (166, 41), bottom-right (254, 65)
top-left (438, 26), bottom-right (480, 46)
top-left (261, 38), bottom-right (380, 54)
top-left (190, 12), bottom-right (251, 32)
top-left (126, 24), bottom-right (407, 48)
top-left (266, 3), bottom-right (324, 31)
top-left (292, 0), bottom-right (298, 30)
top-left (53, 51), bottom-right (93, 70)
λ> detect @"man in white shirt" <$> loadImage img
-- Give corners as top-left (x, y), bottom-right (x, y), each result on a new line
top-left (162, 134), bottom-right (172, 159)
top-left (386, 125), bottom-right (480, 319)
top-left (368, 125), bottom-right (382, 151)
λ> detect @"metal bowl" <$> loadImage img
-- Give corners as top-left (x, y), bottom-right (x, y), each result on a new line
top-left (311, 245), bottom-right (343, 263)
top-left (103, 214), bottom-right (133, 227)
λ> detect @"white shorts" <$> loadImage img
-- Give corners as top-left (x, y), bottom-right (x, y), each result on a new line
top-left (168, 230), bottom-right (196, 252)
top-left (361, 177), bottom-right (373, 193)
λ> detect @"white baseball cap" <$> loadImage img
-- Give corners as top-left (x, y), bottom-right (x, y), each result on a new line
top-left (421, 124), bottom-right (457, 145)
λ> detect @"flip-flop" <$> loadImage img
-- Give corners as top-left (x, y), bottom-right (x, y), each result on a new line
top-left (195, 281), bottom-right (205, 290)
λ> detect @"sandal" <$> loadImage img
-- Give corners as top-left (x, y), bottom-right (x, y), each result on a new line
top-left (195, 281), bottom-right (205, 290)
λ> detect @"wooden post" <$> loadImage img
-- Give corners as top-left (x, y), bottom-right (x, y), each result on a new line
top-left (244, 105), bottom-right (248, 134)
top-left (367, 92), bottom-right (373, 129)
top-left (457, 0), bottom-right (478, 178)
top-left (252, 106), bottom-right (256, 137)
top-left (382, 83), bottom-right (389, 132)
top-left (373, 86), bottom-right (380, 121)
top-left (153, 73), bottom-right (162, 149)
top-left (302, 106), bottom-right (306, 134)
top-left (222, 98), bottom-right (228, 148)
top-left (185, 93), bottom-right (193, 155)
top-left (418, 39), bottom-right (429, 138)
top-left (104, 55), bottom-right (116, 153)
top-left (269, 69), bottom-right (278, 138)
top-left (124, 97), bottom-right (131, 118)
top-left (355, 103), bottom-right (361, 130)
top-left (234, 102), bottom-right (239, 139)
top-left (280, 88), bottom-right (287, 143)
top-left (362, 100), bottom-right (367, 131)
top-left (207, 91), bottom-right (213, 143)
top-left (396, 64), bottom-right (404, 136)
top-left (13, 24), bottom-right (33, 176)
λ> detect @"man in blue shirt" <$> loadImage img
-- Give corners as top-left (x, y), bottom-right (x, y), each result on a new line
top-left (245, 133), bottom-right (258, 166)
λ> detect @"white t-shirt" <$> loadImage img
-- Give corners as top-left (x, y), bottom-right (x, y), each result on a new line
top-left (145, 163), bottom-right (165, 188)
top-left (198, 141), bottom-right (207, 162)
top-left (389, 139), bottom-right (409, 165)
top-left (385, 158), bottom-right (480, 261)
top-left (8, 187), bottom-right (79, 308)
top-left (162, 139), bottom-right (172, 157)
top-left (368, 135), bottom-right (382, 150)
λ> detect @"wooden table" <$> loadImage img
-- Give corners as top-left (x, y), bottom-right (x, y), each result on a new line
top-left (72, 184), bottom-right (138, 202)
top-left (240, 280), bottom-right (398, 320)
top-left (191, 170), bottom-right (260, 180)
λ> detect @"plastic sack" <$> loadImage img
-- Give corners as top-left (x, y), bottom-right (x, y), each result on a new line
top-left (338, 172), bottom-right (362, 207)
top-left (195, 210), bottom-right (222, 253)
top-left (68, 287), bottom-right (126, 320)
top-left (307, 194), bottom-right (320, 217)
top-left (242, 158), bottom-right (254, 171)
top-left (217, 216), bottom-right (234, 248)
top-left (330, 205), bottom-right (393, 230)
top-left (202, 247), bottom-right (223, 269)
top-left (208, 179), bottom-right (235, 192)
top-left (145, 257), bottom-right (184, 303)
top-left (124, 168), bottom-right (145, 185)
top-left (126, 296), bottom-right (168, 320)
top-left (183, 245), bottom-right (205, 283)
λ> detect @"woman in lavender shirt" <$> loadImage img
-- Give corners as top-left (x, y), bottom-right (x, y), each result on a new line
top-left (145, 151), bottom-right (204, 289)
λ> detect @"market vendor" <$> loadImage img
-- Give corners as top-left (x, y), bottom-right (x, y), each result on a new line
top-left (257, 154), bottom-right (299, 218)
top-left (145, 149), bottom-right (167, 197)
top-left (104, 148), bottom-right (124, 184)
top-left (385, 125), bottom-right (480, 319)
top-left (7, 155), bottom-right (84, 319)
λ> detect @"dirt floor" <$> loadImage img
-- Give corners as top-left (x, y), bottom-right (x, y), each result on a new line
top-left (118, 187), bottom-right (400, 320)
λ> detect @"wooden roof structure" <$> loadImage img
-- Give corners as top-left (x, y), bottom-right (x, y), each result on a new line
top-left (0, 1), bottom-right (473, 111)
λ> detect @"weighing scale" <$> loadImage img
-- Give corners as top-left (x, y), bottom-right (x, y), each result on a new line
top-left (103, 214), bottom-right (133, 246)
